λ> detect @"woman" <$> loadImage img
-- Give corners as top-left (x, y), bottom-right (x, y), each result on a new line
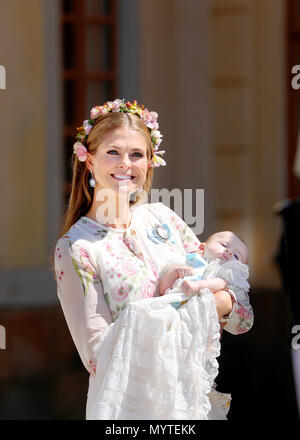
top-left (53, 99), bottom-right (253, 419)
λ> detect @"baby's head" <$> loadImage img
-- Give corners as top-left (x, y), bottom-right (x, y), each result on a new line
top-left (200, 231), bottom-right (248, 264)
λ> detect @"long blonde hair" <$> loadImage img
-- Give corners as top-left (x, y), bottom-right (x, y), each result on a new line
top-left (51, 112), bottom-right (154, 274)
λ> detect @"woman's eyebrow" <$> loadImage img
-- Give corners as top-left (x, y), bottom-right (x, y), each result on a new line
top-left (105, 145), bottom-right (145, 152)
top-left (105, 144), bottom-right (120, 149)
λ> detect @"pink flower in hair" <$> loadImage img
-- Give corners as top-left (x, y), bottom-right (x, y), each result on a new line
top-left (90, 106), bottom-right (108, 119)
top-left (141, 110), bottom-right (159, 130)
top-left (111, 99), bottom-right (123, 112)
top-left (73, 142), bottom-right (88, 162)
top-left (90, 106), bottom-right (101, 119)
top-left (83, 120), bottom-right (92, 135)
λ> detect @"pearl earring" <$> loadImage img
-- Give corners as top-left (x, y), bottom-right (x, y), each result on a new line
top-left (89, 171), bottom-right (96, 188)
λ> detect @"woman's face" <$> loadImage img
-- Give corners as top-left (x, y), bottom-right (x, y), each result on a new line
top-left (87, 126), bottom-right (149, 197)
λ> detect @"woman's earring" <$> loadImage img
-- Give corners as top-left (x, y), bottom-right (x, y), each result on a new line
top-left (89, 171), bottom-right (97, 188)
top-left (137, 186), bottom-right (143, 194)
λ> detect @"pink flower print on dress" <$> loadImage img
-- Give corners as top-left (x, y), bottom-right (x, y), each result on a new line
top-left (141, 279), bottom-right (155, 298)
top-left (116, 260), bottom-right (138, 276)
top-left (88, 360), bottom-right (96, 376)
top-left (237, 307), bottom-right (251, 319)
top-left (148, 262), bottom-right (159, 281)
top-left (112, 282), bottom-right (130, 302)
top-left (79, 247), bottom-right (100, 280)
top-left (55, 246), bottom-right (62, 259)
top-left (79, 248), bottom-right (89, 259)
top-left (104, 242), bottom-right (113, 252)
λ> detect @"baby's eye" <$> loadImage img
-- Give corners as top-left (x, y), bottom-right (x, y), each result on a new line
top-left (222, 243), bottom-right (227, 248)
top-left (234, 254), bottom-right (239, 260)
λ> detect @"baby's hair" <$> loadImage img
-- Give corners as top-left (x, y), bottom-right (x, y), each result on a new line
top-left (206, 231), bottom-right (247, 246)
top-left (233, 232), bottom-right (247, 246)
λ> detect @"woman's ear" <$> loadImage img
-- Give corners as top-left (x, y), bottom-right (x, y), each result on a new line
top-left (86, 153), bottom-right (94, 173)
top-left (199, 242), bottom-right (206, 255)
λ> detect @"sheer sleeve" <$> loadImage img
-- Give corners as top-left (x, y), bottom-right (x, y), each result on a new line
top-left (54, 237), bottom-right (113, 375)
top-left (220, 287), bottom-right (254, 335)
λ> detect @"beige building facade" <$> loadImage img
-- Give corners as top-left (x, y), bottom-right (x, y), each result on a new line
top-left (0, 0), bottom-right (286, 306)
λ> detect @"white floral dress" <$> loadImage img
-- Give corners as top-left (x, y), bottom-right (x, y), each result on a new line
top-left (54, 202), bottom-right (253, 419)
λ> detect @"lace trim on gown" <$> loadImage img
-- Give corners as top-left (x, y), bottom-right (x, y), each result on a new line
top-left (86, 290), bottom-right (221, 420)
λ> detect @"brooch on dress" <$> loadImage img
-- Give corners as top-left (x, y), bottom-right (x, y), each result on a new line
top-left (147, 223), bottom-right (175, 245)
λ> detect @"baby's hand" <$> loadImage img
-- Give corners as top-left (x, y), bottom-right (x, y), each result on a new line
top-left (176, 266), bottom-right (195, 279)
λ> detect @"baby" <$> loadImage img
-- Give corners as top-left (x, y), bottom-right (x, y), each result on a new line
top-left (159, 231), bottom-right (250, 319)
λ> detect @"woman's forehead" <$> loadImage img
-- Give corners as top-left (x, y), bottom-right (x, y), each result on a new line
top-left (100, 126), bottom-right (147, 147)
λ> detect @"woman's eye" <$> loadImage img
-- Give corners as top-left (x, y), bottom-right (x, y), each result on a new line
top-left (107, 150), bottom-right (118, 155)
top-left (132, 152), bottom-right (144, 157)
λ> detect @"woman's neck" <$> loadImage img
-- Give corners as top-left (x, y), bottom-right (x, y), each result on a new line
top-left (85, 191), bottom-right (132, 229)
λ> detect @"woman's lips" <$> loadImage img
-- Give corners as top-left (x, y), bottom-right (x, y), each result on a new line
top-left (111, 174), bottom-right (135, 181)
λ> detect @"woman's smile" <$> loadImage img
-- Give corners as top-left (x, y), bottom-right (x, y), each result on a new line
top-left (110, 173), bottom-right (136, 181)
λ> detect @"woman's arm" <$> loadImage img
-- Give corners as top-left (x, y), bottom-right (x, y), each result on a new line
top-left (220, 286), bottom-right (254, 335)
top-left (213, 289), bottom-right (235, 320)
top-left (54, 237), bottom-right (112, 375)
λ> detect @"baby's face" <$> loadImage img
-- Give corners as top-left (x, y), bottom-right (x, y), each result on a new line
top-left (204, 231), bottom-right (248, 264)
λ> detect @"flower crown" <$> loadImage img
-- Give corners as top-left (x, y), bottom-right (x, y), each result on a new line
top-left (73, 98), bottom-right (166, 168)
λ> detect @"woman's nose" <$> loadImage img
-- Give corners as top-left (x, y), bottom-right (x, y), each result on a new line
top-left (119, 154), bottom-right (131, 168)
